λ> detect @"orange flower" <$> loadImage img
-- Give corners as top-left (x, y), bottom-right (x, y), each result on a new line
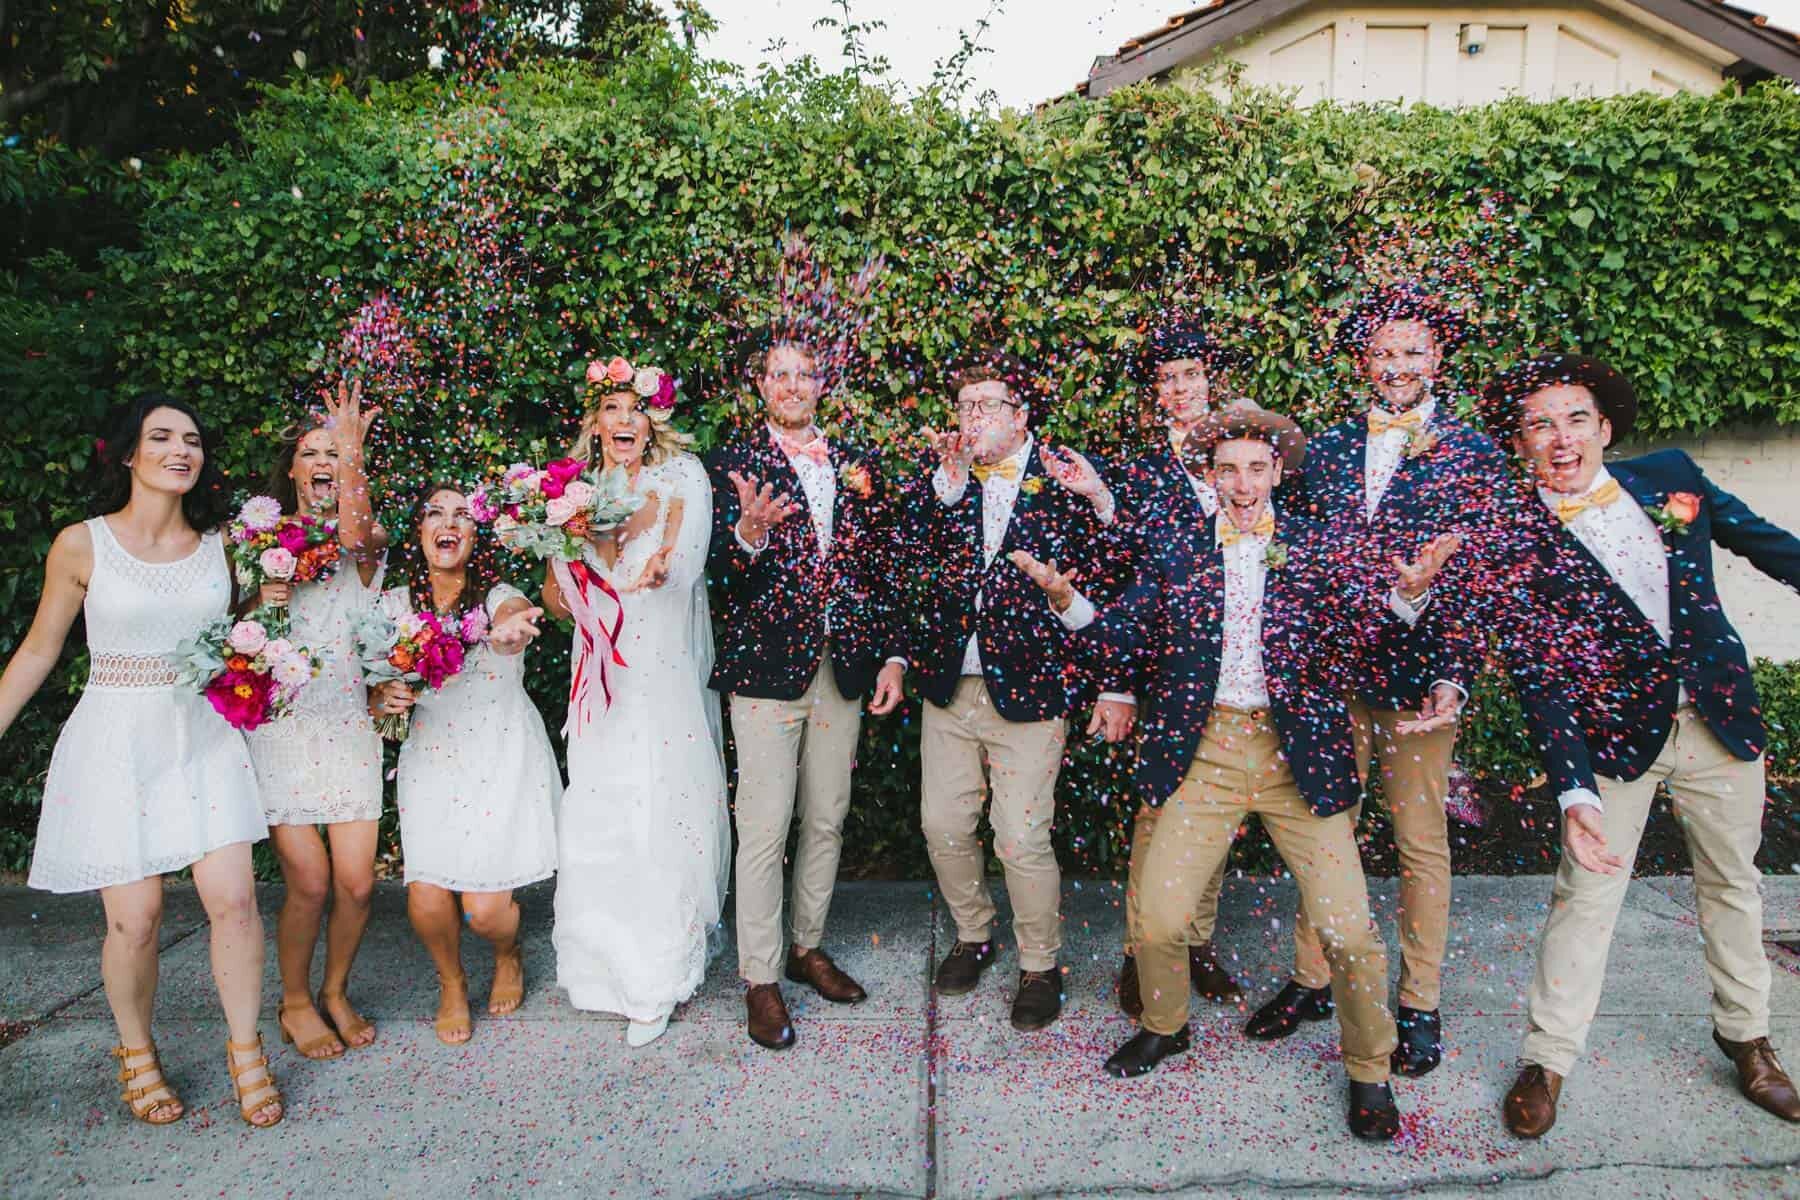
top-left (563, 512), bottom-right (591, 539)
top-left (227, 655), bottom-right (251, 671)
top-left (390, 646), bottom-right (417, 671)
top-left (1664, 492), bottom-right (1701, 524)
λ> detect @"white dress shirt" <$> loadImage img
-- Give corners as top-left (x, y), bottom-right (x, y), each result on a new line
top-left (1364, 398), bottom-right (1435, 518)
top-left (737, 425), bottom-right (835, 557)
top-left (936, 436), bottom-right (1034, 676)
top-left (1058, 510), bottom-right (1274, 710)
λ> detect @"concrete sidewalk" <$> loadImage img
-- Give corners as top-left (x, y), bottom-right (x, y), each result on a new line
top-left (3, 874), bottom-right (1799, 1198)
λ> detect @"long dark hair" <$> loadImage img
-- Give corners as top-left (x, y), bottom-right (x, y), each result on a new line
top-left (95, 392), bottom-right (230, 532)
top-left (396, 480), bottom-right (501, 622)
top-left (265, 412), bottom-right (332, 515)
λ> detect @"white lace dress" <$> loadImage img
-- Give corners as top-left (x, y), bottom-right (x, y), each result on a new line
top-left (246, 552), bottom-right (385, 825)
top-left (553, 453), bottom-right (731, 1020)
top-left (387, 583), bottom-right (560, 892)
top-left (29, 518), bottom-right (267, 893)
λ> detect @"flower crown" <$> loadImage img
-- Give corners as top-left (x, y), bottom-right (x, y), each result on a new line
top-left (586, 356), bottom-right (677, 410)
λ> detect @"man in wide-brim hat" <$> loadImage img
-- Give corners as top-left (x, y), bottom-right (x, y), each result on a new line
top-left (1244, 279), bottom-right (1494, 1082)
top-left (1476, 351), bottom-right (1800, 1139)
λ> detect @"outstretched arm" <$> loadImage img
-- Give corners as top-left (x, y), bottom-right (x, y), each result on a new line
top-left (1695, 456), bottom-right (1800, 594)
top-left (324, 378), bottom-right (388, 585)
top-left (0, 526), bottom-right (93, 742)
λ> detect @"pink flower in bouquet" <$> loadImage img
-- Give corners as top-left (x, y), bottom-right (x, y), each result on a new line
top-left (275, 522), bottom-right (309, 554)
top-left (415, 634), bottom-right (466, 690)
top-left (651, 372), bottom-right (676, 410)
top-left (468, 488), bottom-right (498, 523)
top-left (459, 606), bottom-right (490, 644)
top-left (227, 620), bottom-right (268, 656)
top-left (271, 651), bottom-right (313, 688)
top-left (263, 637), bottom-right (294, 661)
top-left (206, 668), bottom-right (276, 730)
top-left (604, 356), bottom-right (634, 385)
top-left (545, 495), bottom-right (579, 527)
top-left (541, 457), bottom-right (585, 499)
top-left (503, 462), bottom-right (537, 486)
top-left (259, 546), bottom-right (297, 581)
top-left (561, 479), bottom-right (596, 509)
top-left (239, 496), bottom-right (283, 533)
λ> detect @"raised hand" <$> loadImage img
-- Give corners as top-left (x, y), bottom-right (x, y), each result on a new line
top-left (1041, 446), bottom-right (1105, 498)
top-left (1392, 532), bottom-right (1463, 603)
top-left (923, 426), bottom-right (974, 487)
top-left (322, 377), bottom-right (382, 454)
top-left (1086, 698), bottom-right (1136, 743)
top-left (489, 605), bottom-right (544, 653)
top-left (1562, 803), bottom-right (1624, 875)
top-left (728, 471), bottom-right (801, 546)
top-left (1008, 549), bottom-right (1080, 613)
top-left (626, 545), bottom-right (674, 593)
top-left (867, 660), bottom-right (906, 716)
top-left (1394, 682), bottom-right (1465, 735)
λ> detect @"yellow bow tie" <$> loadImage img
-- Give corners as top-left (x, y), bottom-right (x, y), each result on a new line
top-left (970, 459), bottom-right (1021, 484)
top-left (1556, 477), bottom-right (1623, 524)
top-left (1168, 429), bottom-right (1187, 455)
top-left (1368, 408), bottom-right (1425, 437)
top-left (1218, 509), bottom-right (1276, 547)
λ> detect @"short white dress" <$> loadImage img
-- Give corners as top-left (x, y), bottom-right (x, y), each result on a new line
top-left (387, 583), bottom-right (560, 892)
top-left (29, 518), bottom-right (267, 894)
top-left (246, 548), bottom-right (385, 825)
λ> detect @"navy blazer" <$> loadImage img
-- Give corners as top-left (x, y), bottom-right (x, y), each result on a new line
top-left (904, 443), bottom-right (1121, 723)
top-left (705, 431), bottom-right (904, 701)
top-left (1486, 450), bottom-right (1800, 782)
top-left (1288, 410), bottom-right (1513, 709)
top-left (1071, 508), bottom-right (1367, 816)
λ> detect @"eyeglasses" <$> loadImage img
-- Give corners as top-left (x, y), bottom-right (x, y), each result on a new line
top-left (955, 396), bottom-right (1021, 415)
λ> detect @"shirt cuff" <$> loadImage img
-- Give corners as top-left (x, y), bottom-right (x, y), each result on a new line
top-left (883, 656), bottom-right (908, 672)
top-left (933, 466), bottom-right (967, 507)
top-left (1056, 590), bottom-right (1096, 631)
top-left (733, 525), bottom-right (769, 556)
top-left (1098, 691), bottom-right (1136, 706)
top-left (1092, 486), bottom-right (1117, 526)
top-left (1431, 678), bottom-right (1470, 705)
top-left (1389, 586), bottom-right (1431, 625)
top-left (1557, 787), bottom-right (1603, 815)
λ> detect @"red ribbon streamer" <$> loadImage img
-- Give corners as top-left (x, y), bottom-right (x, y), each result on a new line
top-left (553, 557), bottom-right (627, 735)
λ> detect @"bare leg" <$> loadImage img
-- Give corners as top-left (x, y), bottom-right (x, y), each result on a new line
top-left (192, 842), bottom-right (282, 1127)
top-left (319, 819), bottom-right (379, 1045)
top-left (100, 876), bottom-right (183, 1121)
top-left (268, 823), bottom-right (339, 1053)
top-left (408, 883), bottom-right (471, 1044)
top-left (463, 890), bottom-right (523, 1014)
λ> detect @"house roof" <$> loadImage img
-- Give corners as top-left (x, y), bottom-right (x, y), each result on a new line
top-left (1078, 0), bottom-right (1800, 96)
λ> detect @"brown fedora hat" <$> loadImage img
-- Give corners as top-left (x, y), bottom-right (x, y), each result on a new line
top-left (1181, 397), bottom-right (1306, 474)
top-left (1480, 353), bottom-right (1639, 442)
top-left (1332, 281), bottom-right (1474, 357)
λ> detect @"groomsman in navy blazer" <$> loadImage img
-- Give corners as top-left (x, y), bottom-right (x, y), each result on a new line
top-left (1099, 320), bottom-right (1249, 1017)
top-left (1477, 354), bottom-right (1800, 1138)
top-left (706, 330), bottom-right (909, 1051)
top-left (1249, 282), bottom-right (1497, 1079)
top-left (903, 348), bottom-right (1124, 1033)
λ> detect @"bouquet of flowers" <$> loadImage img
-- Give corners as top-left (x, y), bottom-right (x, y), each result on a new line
top-left (471, 458), bottom-right (643, 562)
top-left (172, 608), bottom-right (321, 732)
top-left (227, 495), bottom-right (341, 605)
top-left (353, 605), bottom-right (489, 741)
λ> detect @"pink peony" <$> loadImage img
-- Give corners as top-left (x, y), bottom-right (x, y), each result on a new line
top-left (227, 620), bottom-right (268, 656)
top-left (561, 479), bottom-right (596, 509)
top-left (545, 495), bottom-right (578, 526)
top-left (275, 522), bottom-right (309, 554)
top-left (259, 546), bottom-right (297, 581)
top-left (585, 360), bottom-right (610, 385)
top-left (604, 356), bottom-right (634, 385)
top-left (541, 457), bottom-right (585, 500)
top-left (206, 669), bottom-right (275, 730)
top-left (459, 606), bottom-right (490, 644)
top-left (468, 488), bottom-right (498, 523)
top-left (651, 372), bottom-right (677, 410)
top-left (416, 635), bottom-right (466, 690)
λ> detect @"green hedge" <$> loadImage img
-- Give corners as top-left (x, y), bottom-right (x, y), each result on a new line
top-left (5, 44), bottom-right (1799, 876)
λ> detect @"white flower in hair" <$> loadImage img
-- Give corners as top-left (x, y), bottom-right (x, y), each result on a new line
top-left (632, 368), bottom-right (661, 398)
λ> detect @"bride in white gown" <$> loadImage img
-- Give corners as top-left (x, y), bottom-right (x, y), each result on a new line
top-left (546, 362), bottom-right (730, 1047)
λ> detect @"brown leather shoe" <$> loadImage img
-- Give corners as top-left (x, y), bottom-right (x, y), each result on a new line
top-left (745, 983), bottom-right (795, 1050)
top-left (784, 947), bottom-right (868, 1005)
top-left (1117, 955), bottom-right (1143, 1018)
top-left (1189, 942), bottom-right (1242, 1004)
top-left (1715, 1032), bottom-right (1800, 1122)
top-left (1503, 1063), bottom-right (1563, 1139)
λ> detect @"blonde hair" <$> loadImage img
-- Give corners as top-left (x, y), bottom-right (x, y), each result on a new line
top-left (569, 388), bottom-right (694, 467)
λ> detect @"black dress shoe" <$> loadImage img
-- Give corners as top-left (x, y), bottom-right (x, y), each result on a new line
top-left (1011, 968), bottom-right (1063, 1031)
top-left (1244, 980), bottom-right (1334, 1041)
top-left (1117, 955), bottom-right (1143, 1018)
top-left (1189, 942), bottom-right (1243, 1004)
top-left (1104, 1026), bottom-right (1192, 1078)
top-left (1391, 1006), bottom-right (1443, 1077)
top-left (934, 940), bottom-right (995, 996)
top-left (1347, 1080), bottom-right (1401, 1141)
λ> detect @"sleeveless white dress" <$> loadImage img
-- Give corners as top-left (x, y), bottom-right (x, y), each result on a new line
top-left (553, 454), bottom-right (731, 1020)
top-left (28, 518), bottom-right (267, 893)
top-left (246, 549), bottom-right (385, 825)
top-left (386, 583), bottom-right (560, 892)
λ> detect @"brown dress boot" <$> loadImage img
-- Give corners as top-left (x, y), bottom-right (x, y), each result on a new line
top-left (1503, 1063), bottom-right (1563, 1139)
top-left (1715, 1032), bottom-right (1800, 1122)
top-left (785, 947), bottom-right (868, 1005)
top-left (1189, 942), bottom-right (1242, 1004)
top-left (745, 983), bottom-right (795, 1050)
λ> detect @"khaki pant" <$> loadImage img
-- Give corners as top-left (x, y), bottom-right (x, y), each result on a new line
top-left (920, 676), bottom-right (1066, 971)
top-left (1137, 708), bottom-right (1396, 1082)
top-left (1292, 700), bottom-right (1455, 1011)
top-left (1523, 709), bottom-right (1770, 1075)
top-left (730, 657), bottom-right (863, 985)
top-left (1124, 801), bottom-right (1225, 954)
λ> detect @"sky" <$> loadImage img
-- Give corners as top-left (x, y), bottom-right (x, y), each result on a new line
top-left (661, 0), bottom-right (1800, 111)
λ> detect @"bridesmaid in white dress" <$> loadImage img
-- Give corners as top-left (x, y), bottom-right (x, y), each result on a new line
top-left (245, 380), bottom-right (389, 1060)
top-left (547, 367), bottom-right (731, 1048)
top-left (0, 395), bottom-right (283, 1128)
top-left (370, 482), bottom-right (559, 1046)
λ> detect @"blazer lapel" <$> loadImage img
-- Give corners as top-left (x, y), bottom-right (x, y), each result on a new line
top-left (994, 443), bottom-right (1043, 563)
top-left (1610, 461), bottom-right (1696, 635)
